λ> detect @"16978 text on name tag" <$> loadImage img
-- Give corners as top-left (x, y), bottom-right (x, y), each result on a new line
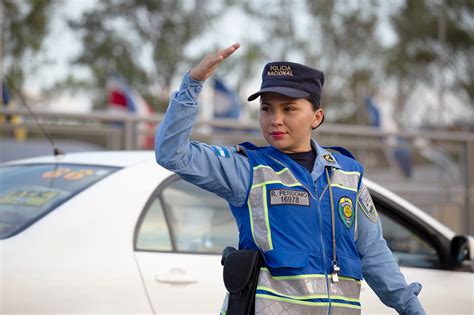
top-left (269, 189), bottom-right (310, 206)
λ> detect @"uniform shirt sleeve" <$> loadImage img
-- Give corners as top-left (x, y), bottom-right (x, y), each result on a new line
top-left (356, 183), bottom-right (426, 315)
top-left (154, 72), bottom-right (250, 207)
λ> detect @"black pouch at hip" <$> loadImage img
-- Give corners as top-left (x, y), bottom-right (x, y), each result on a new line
top-left (222, 247), bottom-right (263, 315)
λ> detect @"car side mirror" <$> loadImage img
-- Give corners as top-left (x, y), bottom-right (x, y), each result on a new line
top-left (451, 235), bottom-right (473, 271)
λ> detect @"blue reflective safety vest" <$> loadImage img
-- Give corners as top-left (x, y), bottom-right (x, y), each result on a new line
top-left (226, 143), bottom-right (364, 314)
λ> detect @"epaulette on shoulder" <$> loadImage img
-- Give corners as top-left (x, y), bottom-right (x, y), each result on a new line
top-left (324, 146), bottom-right (357, 160)
top-left (234, 142), bottom-right (259, 157)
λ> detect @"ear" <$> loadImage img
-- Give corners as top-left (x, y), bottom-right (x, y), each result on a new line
top-left (312, 108), bottom-right (324, 129)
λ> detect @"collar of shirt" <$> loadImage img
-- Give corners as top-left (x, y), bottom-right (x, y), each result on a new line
top-left (310, 139), bottom-right (341, 181)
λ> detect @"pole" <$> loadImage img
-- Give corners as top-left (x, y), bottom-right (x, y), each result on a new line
top-left (466, 140), bottom-right (474, 235)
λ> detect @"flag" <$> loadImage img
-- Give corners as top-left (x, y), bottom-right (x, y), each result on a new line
top-left (0, 80), bottom-right (10, 124)
top-left (107, 73), bottom-right (152, 116)
top-left (365, 96), bottom-right (412, 177)
top-left (393, 138), bottom-right (413, 178)
top-left (106, 73), bottom-right (154, 149)
top-left (213, 78), bottom-right (242, 119)
top-left (365, 96), bottom-right (380, 128)
top-left (2, 80), bottom-right (10, 106)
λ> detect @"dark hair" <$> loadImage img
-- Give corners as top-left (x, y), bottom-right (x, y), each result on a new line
top-left (306, 96), bottom-right (320, 111)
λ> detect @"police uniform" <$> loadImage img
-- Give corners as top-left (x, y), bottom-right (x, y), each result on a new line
top-left (155, 62), bottom-right (425, 314)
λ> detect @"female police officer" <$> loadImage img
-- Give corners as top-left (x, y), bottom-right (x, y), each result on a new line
top-left (155, 43), bottom-right (425, 314)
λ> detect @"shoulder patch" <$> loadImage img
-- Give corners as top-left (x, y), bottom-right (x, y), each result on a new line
top-left (357, 184), bottom-right (378, 222)
top-left (210, 145), bottom-right (231, 158)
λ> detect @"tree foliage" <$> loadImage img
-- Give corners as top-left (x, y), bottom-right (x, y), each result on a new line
top-left (2, 0), bottom-right (55, 91)
top-left (67, 0), bottom-right (220, 110)
top-left (387, 0), bottom-right (474, 122)
top-left (305, 1), bottom-right (383, 123)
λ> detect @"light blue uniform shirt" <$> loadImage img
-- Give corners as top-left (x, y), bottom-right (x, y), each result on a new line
top-left (155, 72), bottom-right (425, 314)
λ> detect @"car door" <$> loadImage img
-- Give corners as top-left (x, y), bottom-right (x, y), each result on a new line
top-left (361, 192), bottom-right (474, 314)
top-left (134, 176), bottom-right (238, 314)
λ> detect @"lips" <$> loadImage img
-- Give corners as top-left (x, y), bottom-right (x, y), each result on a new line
top-left (271, 131), bottom-right (287, 139)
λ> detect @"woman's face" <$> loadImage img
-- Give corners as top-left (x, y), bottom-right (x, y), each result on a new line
top-left (258, 93), bottom-right (324, 153)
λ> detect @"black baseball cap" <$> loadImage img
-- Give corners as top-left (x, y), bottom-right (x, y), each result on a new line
top-left (247, 61), bottom-right (325, 104)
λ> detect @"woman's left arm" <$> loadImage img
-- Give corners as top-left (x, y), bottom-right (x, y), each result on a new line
top-left (356, 183), bottom-right (426, 315)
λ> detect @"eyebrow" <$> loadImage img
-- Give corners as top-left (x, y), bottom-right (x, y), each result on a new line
top-left (260, 101), bottom-right (298, 106)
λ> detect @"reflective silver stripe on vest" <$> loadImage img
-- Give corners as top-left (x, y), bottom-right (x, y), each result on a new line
top-left (253, 165), bottom-right (302, 187)
top-left (220, 292), bottom-right (229, 315)
top-left (329, 276), bottom-right (362, 300)
top-left (255, 295), bottom-right (361, 315)
top-left (255, 268), bottom-right (361, 314)
top-left (249, 166), bottom-right (303, 252)
top-left (330, 170), bottom-right (360, 192)
top-left (258, 268), bottom-right (361, 301)
top-left (248, 185), bottom-right (272, 252)
top-left (331, 305), bottom-right (361, 315)
top-left (255, 295), bottom-right (327, 315)
top-left (258, 268), bottom-right (327, 298)
top-left (225, 271), bottom-right (361, 314)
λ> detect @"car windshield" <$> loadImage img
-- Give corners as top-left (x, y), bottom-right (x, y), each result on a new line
top-left (0, 163), bottom-right (118, 239)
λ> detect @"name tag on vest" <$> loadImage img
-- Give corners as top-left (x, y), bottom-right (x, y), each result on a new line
top-left (269, 189), bottom-right (310, 206)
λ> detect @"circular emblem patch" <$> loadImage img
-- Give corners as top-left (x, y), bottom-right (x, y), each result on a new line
top-left (338, 197), bottom-right (354, 228)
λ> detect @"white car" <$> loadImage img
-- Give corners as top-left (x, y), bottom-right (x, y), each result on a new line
top-left (0, 151), bottom-right (472, 314)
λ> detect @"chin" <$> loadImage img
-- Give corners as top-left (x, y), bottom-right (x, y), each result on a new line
top-left (269, 141), bottom-right (289, 151)
top-left (264, 135), bottom-right (290, 151)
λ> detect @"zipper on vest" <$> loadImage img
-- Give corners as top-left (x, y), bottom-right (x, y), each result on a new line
top-left (326, 167), bottom-right (340, 285)
top-left (325, 167), bottom-right (342, 314)
top-left (265, 153), bottom-right (331, 312)
top-left (316, 174), bottom-right (331, 314)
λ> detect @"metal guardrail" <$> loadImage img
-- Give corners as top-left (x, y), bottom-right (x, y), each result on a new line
top-left (1, 108), bottom-right (473, 235)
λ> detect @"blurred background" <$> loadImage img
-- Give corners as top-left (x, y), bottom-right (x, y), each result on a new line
top-left (1, 0), bottom-right (473, 235)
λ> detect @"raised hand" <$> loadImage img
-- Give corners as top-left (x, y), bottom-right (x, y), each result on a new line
top-left (190, 43), bottom-right (240, 81)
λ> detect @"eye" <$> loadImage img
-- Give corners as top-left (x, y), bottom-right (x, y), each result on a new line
top-left (260, 105), bottom-right (271, 112)
top-left (284, 106), bottom-right (296, 112)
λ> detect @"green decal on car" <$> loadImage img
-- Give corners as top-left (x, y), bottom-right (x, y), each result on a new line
top-left (0, 190), bottom-right (60, 207)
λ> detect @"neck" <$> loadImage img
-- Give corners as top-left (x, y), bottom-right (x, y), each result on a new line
top-left (279, 143), bottom-right (312, 154)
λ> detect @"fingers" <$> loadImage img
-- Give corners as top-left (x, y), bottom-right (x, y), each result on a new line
top-left (190, 43), bottom-right (240, 81)
top-left (219, 43), bottom-right (240, 59)
top-left (204, 54), bottom-right (224, 70)
top-left (208, 43), bottom-right (240, 67)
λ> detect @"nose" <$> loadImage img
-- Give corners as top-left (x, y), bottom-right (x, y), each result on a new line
top-left (271, 111), bottom-right (283, 126)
